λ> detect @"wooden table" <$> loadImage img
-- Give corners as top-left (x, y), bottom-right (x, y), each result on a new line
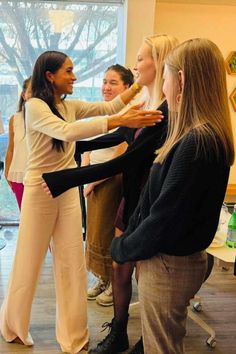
top-left (207, 244), bottom-right (236, 275)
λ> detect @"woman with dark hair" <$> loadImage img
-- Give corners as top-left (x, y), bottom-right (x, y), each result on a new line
top-left (0, 51), bottom-right (162, 354)
top-left (5, 77), bottom-right (31, 209)
top-left (84, 64), bottom-right (134, 306)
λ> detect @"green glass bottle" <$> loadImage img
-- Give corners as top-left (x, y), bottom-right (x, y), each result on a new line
top-left (226, 204), bottom-right (236, 248)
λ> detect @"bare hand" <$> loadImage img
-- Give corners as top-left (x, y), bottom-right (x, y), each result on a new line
top-left (83, 183), bottom-right (95, 198)
top-left (42, 182), bottom-right (53, 198)
top-left (119, 102), bottom-right (163, 128)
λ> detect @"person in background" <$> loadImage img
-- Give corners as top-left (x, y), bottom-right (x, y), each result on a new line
top-left (0, 50), bottom-right (162, 354)
top-left (111, 38), bottom-right (234, 354)
top-left (84, 64), bottom-right (134, 307)
top-left (0, 112), bottom-right (5, 180)
top-left (5, 77), bottom-right (31, 209)
top-left (0, 111), bottom-right (5, 240)
top-left (42, 34), bottom-right (179, 354)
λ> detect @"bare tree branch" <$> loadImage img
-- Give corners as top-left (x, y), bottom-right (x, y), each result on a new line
top-left (0, 2), bottom-right (119, 87)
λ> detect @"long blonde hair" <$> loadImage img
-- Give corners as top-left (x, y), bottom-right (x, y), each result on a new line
top-left (156, 38), bottom-right (234, 166)
top-left (142, 34), bottom-right (179, 108)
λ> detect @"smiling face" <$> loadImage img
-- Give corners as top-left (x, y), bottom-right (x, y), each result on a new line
top-left (102, 70), bottom-right (128, 101)
top-left (133, 42), bottom-right (156, 87)
top-left (46, 57), bottom-right (77, 99)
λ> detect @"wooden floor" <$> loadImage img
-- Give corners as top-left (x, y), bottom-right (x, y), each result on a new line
top-left (0, 226), bottom-right (236, 354)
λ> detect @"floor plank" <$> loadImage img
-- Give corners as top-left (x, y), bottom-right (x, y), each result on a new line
top-left (0, 226), bottom-right (236, 353)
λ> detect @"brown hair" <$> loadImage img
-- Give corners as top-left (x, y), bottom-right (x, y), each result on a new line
top-left (18, 77), bottom-right (31, 112)
top-left (156, 38), bottom-right (234, 166)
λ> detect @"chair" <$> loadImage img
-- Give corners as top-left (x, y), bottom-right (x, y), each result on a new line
top-left (187, 254), bottom-right (216, 348)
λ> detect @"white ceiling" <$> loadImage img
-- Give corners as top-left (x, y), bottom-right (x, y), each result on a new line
top-left (158, 0), bottom-right (236, 6)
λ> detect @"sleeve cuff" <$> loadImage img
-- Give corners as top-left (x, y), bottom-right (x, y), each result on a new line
top-left (111, 235), bottom-right (127, 264)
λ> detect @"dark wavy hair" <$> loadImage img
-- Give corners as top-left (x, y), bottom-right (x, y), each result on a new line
top-left (31, 50), bottom-right (68, 152)
top-left (18, 76), bottom-right (31, 113)
top-left (105, 64), bottom-right (134, 87)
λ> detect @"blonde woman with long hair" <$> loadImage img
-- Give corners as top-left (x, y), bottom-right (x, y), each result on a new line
top-left (111, 38), bottom-right (234, 354)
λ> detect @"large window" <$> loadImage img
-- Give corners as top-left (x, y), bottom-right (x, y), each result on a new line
top-left (0, 0), bottom-right (125, 222)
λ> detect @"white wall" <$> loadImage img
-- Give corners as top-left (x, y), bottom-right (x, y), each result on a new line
top-left (154, 2), bottom-right (236, 183)
top-left (124, 0), bottom-right (156, 68)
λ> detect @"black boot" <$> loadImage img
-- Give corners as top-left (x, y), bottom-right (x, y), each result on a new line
top-left (128, 337), bottom-right (144, 354)
top-left (88, 317), bottom-right (129, 354)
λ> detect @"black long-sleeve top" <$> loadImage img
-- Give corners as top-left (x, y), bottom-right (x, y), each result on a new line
top-left (73, 126), bottom-right (136, 166)
top-left (110, 131), bottom-right (230, 263)
top-left (74, 126), bottom-right (136, 159)
top-left (43, 101), bottom-right (168, 226)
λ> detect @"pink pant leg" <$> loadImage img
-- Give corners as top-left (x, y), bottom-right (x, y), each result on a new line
top-left (11, 182), bottom-right (24, 210)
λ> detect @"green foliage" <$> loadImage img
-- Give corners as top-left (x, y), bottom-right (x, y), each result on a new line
top-left (229, 52), bottom-right (236, 73)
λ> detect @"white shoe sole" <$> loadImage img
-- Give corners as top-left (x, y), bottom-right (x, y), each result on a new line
top-left (96, 299), bottom-right (114, 307)
top-left (87, 296), bottom-right (98, 300)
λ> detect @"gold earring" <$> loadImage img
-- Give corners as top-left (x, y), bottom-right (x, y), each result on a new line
top-left (176, 93), bottom-right (182, 104)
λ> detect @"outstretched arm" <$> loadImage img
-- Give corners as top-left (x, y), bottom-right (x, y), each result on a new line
top-left (42, 101), bottom-right (169, 198)
top-left (82, 141), bottom-right (128, 197)
top-left (75, 126), bottom-right (131, 155)
top-left (42, 140), bottom-right (142, 198)
top-left (27, 99), bottom-right (163, 142)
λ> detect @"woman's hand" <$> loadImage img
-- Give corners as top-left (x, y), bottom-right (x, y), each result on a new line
top-left (84, 178), bottom-right (108, 197)
top-left (108, 102), bottom-right (163, 130)
top-left (83, 183), bottom-right (95, 198)
top-left (42, 182), bottom-right (53, 198)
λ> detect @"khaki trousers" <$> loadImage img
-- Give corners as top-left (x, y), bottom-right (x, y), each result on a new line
top-left (0, 185), bottom-right (88, 354)
top-left (139, 251), bottom-right (207, 354)
top-left (86, 175), bottom-right (122, 281)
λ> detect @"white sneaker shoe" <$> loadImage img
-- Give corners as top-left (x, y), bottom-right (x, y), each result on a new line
top-left (96, 282), bottom-right (113, 306)
top-left (87, 278), bottom-right (107, 300)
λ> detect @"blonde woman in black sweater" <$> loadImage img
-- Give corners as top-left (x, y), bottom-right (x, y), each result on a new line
top-left (111, 38), bottom-right (234, 354)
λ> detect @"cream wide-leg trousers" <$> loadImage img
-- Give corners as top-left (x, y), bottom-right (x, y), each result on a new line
top-left (0, 185), bottom-right (88, 354)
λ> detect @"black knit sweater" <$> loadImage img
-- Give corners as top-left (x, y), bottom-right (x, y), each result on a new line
top-left (111, 131), bottom-right (230, 263)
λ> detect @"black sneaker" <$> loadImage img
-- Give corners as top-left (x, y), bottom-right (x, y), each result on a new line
top-left (128, 337), bottom-right (144, 354)
top-left (89, 318), bottom-right (129, 354)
